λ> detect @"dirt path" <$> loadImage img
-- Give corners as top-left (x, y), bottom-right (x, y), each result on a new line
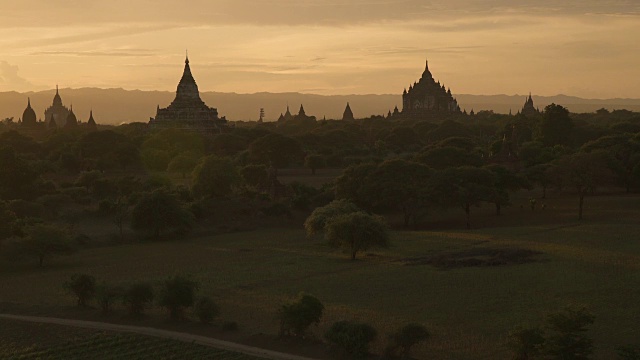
top-left (0, 314), bottom-right (318, 360)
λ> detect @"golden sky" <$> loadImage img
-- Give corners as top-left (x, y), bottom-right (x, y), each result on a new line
top-left (0, 0), bottom-right (639, 98)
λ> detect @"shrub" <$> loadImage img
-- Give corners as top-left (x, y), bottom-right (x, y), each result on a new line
top-left (195, 297), bottom-right (220, 324)
top-left (123, 282), bottom-right (154, 317)
top-left (324, 320), bottom-right (377, 358)
top-left (158, 276), bottom-right (199, 321)
top-left (64, 273), bottom-right (96, 307)
top-left (385, 323), bottom-right (430, 359)
top-left (277, 293), bottom-right (324, 337)
top-left (96, 283), bottom-right (124, 314)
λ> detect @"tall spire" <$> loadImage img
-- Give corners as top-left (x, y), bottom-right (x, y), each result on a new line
top-left (56, 84), bottom-right (58, 94)
top-left (27, 97), bottom-right (31, 107)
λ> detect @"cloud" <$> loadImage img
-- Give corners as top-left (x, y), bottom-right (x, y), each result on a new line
top-left (0, 61), bottom-right (33, 91)
top-left (30, 49), bottom-right (158, 57)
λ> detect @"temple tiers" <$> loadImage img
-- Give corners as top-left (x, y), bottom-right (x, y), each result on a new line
top-left (150, 55), bottom-right (226, 131)
top-left (44, 85), bottom-right (70, 128)
top-left (401, 60), bottom-right (460, 118)
top-left (521, 93), bottom-right (540, 117)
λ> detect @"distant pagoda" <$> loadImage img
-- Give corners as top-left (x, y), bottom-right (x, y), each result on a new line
top-left (401, 60), bottom-right (460, 118)
top-left (21, 98), bottom-right (37, 127)
top-left (342, 102), bottom-right (354, 121)
top-left (521, 93), bottom-right (540, 117)
top-left (44, 85), bottom-right (70, 128)
top-left (150, 55), bottom-right (226, 131)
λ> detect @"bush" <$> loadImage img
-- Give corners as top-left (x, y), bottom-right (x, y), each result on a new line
top-left (97, 283), bottom-right (124, 314)
top-left (64, 274), bottom-right (96, 307)
top-left (222, 321), bottom-right (238, 332)
top-left (385, 323), bottom-right (430, 359)
top-left (195, 297), bottom-right (220, 324)
top-left (324, 320), bottom-right (377, 358)
top-left (158, 276), bottom-right (199, 321)
top-left (303, 199), bottom-right (360, 237)
top-left (277, 293), bottom-right (324, 337)
top-left (123, 282), bottom-right (154, 317)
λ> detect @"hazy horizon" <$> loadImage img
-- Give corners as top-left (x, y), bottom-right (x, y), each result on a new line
top-left (1, 1), bottom-right (639, 99)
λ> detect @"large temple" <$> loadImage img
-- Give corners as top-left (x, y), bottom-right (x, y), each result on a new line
top-left (401, 60), bottom-right (460, 117)
top-left (149, 55), bottom-right (226, 130)
top-left (520, 93), bottom-right (540, 117)
top-left (44, 85), bottom-right (71, 128)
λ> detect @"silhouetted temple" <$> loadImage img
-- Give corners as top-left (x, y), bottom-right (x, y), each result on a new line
top-left (44, 86), bottom-right (70, 128)
top-left (277, 104), bottom-right (315, 123)
top-left (402, 60), bottom-right (460, 117)
top-left (342, 102), bottom-right (354, 121)
top-left (21, 98), bottom-right (37, 127)
top-left (87, 110), bottom-right (97, 130)
top-left (150, 55), bottom-right (226, 130)
top-left (521, 93), bottom-right (540, 117)
top-left (64, 105), bottom-right (78, 129)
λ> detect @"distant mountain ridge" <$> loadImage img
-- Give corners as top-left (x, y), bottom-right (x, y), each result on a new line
top-left (1, 88), bottom-right (639, 125)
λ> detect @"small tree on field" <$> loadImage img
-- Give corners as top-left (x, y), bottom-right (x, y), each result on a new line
top-left (325, 212), bottom-right (389, 260)
top-left (325, 320), bottom-right (378, 358)
top-left (507, 326), bottom-right (545, 360)
top-left (277, 293), bottom-right (324, 337)
top-left (158, 275), bottom-right (199, 321)
top-left (96, 283), bottom-right (124, 314)
top-left (123, 282), bottom-right (154, 317)
top-left (130, 190), bottom-right (194, 240)
top-left (543, 306), bottom-right (595, 360)
top-left (20, 224), bottom-right (75, 267)
top-left (64, 274), bottom-right (96, 307)
top-left (303, 199), bottom-right (361, 238)
top-left (385, 323), bottom-right (430, 359)
top-left (304, 154), bottom-right (326, 175)
top-left (195, 297), bottom-right (220, 324)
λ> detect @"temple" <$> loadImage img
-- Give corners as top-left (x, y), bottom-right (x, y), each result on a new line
top-left (521, 93), bottom-right (540, 117)
top-left (44, 86), bottom-right (70, 128)
top-left (21, 98), bottom-right (37, 127)
top-left (87, 110), bottom-right (97, 130)
top-left (150, 55), bottom-right (226, 131)
top-left (342, 102), bottom-right (354, 121)
top-left (401, 60), bottom-right (460, 118)
top-left (64, 105), bottom-right (78, 129)
top-left (277, 104), bottom-right (315, 123)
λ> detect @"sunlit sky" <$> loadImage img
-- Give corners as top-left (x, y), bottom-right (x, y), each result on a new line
top-left (0, 0), bottom-right (639, 98)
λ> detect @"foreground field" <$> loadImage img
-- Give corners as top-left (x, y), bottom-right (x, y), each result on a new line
top-left (1, 193), bottom-right (640, 359)
top-left (0, 318), bottom-right (265, 360)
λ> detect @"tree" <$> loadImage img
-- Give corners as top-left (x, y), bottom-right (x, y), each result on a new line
top-left (429, 167), bottom-right (496, 229)
top-left (192, 156), bottom-right (241, 198)
top-left (360, 159), bottom-right (432, 227)
top-left (240, 164), bottom-right (268, 190)
top-left (167, 153), bottom-right (199, 178)
top-left (303, 199), bottom-right (361, 237)
top-left (537, 104), bottom-right (574, 146)
top-left (543, 306), bottom-right (595, 360)
top-left (19, 224), bottom-right (75, 267)
top-left (0, 201), bottom-right (20, 241)
top-left (324, 321), bottom-right (378, 358)
top-left (385, 323), bottom-right (430, 359)
top-left (130, 190), bottom-right (194, 240)
top-left (507, 326), bottom-right (545, 360)
top-left (335, 163), bottom-right (377, 207)
top-left (277, 293), bottom-right (324, 337)
top-left (248, 133), bottom-right (303, 169)
top-left (581, 134), bottom-right (640, 192)
top-left (325, 212), bottom-right (389, 260)
top-left (304, 154), bottom-right (326, 175)
top-left (415, 146), bottom-right (483, 170)
top-left (97, 283), bottom-right (124, 314)
top-left (195, 297), bottom-right (220, 324)
top-left (0, 147), bottom-right (39, 200)
top-left (123, 282), bottom-right (154, 317)
top-left (112, 196), bottom-right (129, 241)
top-left (210, 133), bottom-right (247, 157)
top-left (485, 164), bottom-right (527, 215)
top-left (158, 275), bottom-right (199, 321)
top-left (64, 274), bottom-right (96, 307)
top-left (550, 152), bottom-right (613, 220)
top-left (525, 163), bottom-right (553, 199)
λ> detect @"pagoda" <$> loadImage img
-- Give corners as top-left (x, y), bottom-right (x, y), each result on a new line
top-left (402, 60), bottom-right (460, 118)
top-left (150, 55), bottom-right (226, 131)
top-left (521, 93), bottom-right (540, 117)
top-left (342, 102), bottom-right (354, 121)
top-left (21, 98), bottom-right (37, 127)
top-left (44, 85), bottom-right (70, 128)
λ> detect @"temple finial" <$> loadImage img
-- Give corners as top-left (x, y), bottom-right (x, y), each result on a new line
top-left (56, 84), bottom-right (59, 94)
top-left (27, 97), bottom-right (30, 106)
top-left (185, 49), bottom-right (189, 64)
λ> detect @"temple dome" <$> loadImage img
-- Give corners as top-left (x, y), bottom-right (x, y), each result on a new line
top-left (21, 98), bottom-right (37, 126)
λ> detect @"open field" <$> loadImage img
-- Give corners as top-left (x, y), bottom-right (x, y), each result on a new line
top-left (1, 192), bottom-right (640, 359)
top-left (0, 318), bottom-right (266, 360)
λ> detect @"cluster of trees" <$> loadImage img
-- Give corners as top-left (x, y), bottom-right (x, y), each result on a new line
top-left (276, 293), bottom-right (430, 359)
top-left (63, 274), bottom-right (222, 325)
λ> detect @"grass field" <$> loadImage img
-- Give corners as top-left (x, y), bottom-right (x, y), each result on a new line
top-left (1, 192), bottom-right (640, 359)
top-left (0, 318), bottom-right (265, 360)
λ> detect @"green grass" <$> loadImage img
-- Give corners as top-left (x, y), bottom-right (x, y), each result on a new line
top-left (0, 319), bottom-right (265, 360)
top-left (1, 193), bottom-right (640, 359)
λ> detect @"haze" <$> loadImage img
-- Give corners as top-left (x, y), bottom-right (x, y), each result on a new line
top-left (1, 0), bottom-right (639, 98)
